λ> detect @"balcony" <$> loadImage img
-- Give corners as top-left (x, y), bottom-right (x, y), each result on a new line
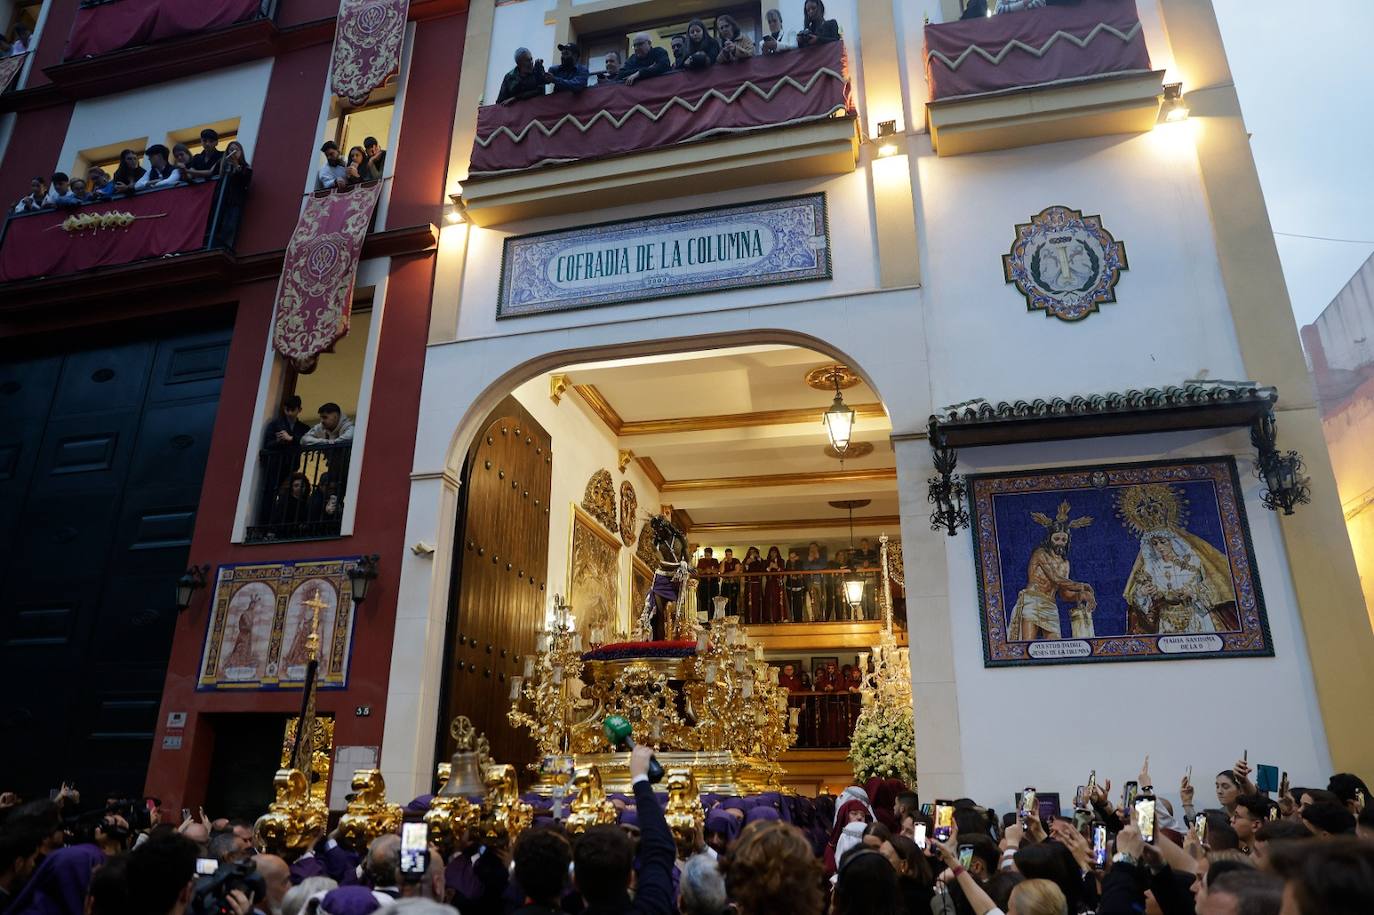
top-left (0, 178), bottom-right (242, 285)
top-left (923, 0), bottom-right (1164, 156)
top-left (246, 444), bottom-right (351, 543)
top-left (63, 0), bottom-right (274, 62)
top-left (461, 42), bottom-right (857, 226)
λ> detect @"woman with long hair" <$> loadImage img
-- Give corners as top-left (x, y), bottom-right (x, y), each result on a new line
top-left (212, 141), bottom-right (253, 250)
top-left (344, 145), bottom-right (366, 186)
top-left (742, 546), bottom-right (765, 623)
top-left (715, 14), bottom-right (754, 63)
top-left (719, 821), bottom-right (823, 915)
top-left (833, 847), bottom-right (902, 915)
top-left (110, 148), bottom-right (145, 195)
top-left (762, 545), bottom-right (786, 622)
top-left (679, 18), bottom-right (719, 70)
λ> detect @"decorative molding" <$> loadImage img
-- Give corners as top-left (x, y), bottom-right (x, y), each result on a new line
top-left (689, 515), bottom-right (901, 535)
top-left (620, 403), bottom-right (887, 437)
top-left (824, 441), bottom-right (874, 460)
top-left (930, 382), bottom-right (1279, 447)
top-left (581, 469), bottom-right (619, 533)
top-left (573, 384), bottom-right (625, 434)
top-left (804, 363), bottom-right (861, 392)
top-left (617, 449), bottom-right (635, 473)
top-left (549, 373), bottom-right (570, 405)
top-left (618, 480), bottom-right (638, 546)
top-left (660, 467), bottom-right (897, 493)
top-left (637, 456), bottom-right (666, 490)
top-left (572, 382), bottom-right (885, 438)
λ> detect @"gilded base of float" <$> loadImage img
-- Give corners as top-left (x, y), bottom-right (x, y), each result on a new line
top-left (532, 749), bottom-right (779, 796)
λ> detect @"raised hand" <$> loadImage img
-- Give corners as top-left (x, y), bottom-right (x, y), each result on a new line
top-left (1180, 772), bottom-right (1194, 807)
top-left (1051, 820), bottom-right (1092, 871)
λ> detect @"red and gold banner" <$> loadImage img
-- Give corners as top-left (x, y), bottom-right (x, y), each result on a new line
top-left (0, 182), bottom-right (216, 283)
top-left (330, 0), bottom-right (409, 106)
top-left (272, 183), bottom-right (381, 372)
top-left (64, 0), bottom-right (265, 61)
top-left (0, 52), bottom-right (27, 93)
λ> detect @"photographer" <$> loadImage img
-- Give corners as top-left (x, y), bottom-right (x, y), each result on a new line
top-left (93, 815), bottom-right (132, 856)
top-left (570, 744), bottom-right (674, 914)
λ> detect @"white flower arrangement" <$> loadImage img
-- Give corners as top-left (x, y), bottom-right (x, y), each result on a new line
top-left (848, 702), bottom-right (917, 786)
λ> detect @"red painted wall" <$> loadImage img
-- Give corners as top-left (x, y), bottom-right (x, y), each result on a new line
top-left (142, 8), bottom-right (468, 810)
top-left (0, 104), bottom-right (74, 215)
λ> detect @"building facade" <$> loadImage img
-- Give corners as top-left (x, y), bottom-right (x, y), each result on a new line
top-left (0, 0), bottom-right (466, 809)
top-left (389, 0), bottom-right (1374, 808)
top-left (2, 0), bottom-right (1371, 813)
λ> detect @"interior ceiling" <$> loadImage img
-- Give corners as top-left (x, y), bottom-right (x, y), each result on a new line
top-left (556, 345), bottom-right (899, 547)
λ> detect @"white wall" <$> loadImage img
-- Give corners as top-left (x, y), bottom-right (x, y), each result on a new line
top-left (946, 428), bottom-right (1332, 806)
top-left (509, 375), bottom-right (662, 632)
top-left (917, 126), bottom-right (1247, 409)
top-left (55, 59), bottom-right (272, 172)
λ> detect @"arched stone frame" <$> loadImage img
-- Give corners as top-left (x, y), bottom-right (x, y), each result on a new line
top-left (379, 290), bottom-right (968, 800)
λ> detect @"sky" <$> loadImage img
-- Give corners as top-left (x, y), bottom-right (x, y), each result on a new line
top-left (1212, 2), bottom-right (1374, 327)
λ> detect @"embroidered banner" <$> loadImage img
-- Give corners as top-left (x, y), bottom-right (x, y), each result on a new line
top-left (0, 181), bottom-right (217, 283)
top-left (330, 0), bottom-right (408, 106)
top-left (272, 183), bottom-right (381, 372)
top-left (197, 558), bottom-right (363, 691)
top-left (969, 457), bottom-right (1272, 668)
top-left (0, 52), bottom-right (27, 93)
top-left (498, 193), bottom-right (830, 317)
top-left (471, 42), bottom-right (853, 175)
top-left (64, 0), bottom-right (266, 61)
top-left (924, 0), bottom-right (1150, 102)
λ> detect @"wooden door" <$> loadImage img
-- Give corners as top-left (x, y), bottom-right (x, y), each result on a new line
top-left (0, 327), bottom-right (231, 796)
top-left (438, 397), bottom-right (552, 772)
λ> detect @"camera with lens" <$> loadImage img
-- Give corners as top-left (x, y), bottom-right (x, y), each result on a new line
top-left (190, 860), bottom-right (266, 915)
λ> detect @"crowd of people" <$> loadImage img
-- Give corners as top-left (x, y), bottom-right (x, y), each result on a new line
top-left (315, 138), bottom-right (387, 192)
top-left (8, 128), bottom-right (252, 247)
top-left (2, 752), bottom-right (1372, 915)
top-left (494, 2), bottom-right (840, 104)
top-left (959, 0), bottom-right (1093, 18)
top-left (692, 539), bottom-right (884, 624)
top-left (252, 396), bottom-right (355, 541)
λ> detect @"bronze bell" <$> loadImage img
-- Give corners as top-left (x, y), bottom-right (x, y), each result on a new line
top-left (440, 750), bottom-right (486, 797)
top-left (440, 715), bottom-right (488, 797)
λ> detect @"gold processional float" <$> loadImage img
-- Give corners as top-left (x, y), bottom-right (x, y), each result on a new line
top-left (256, 535), bottom-right (907, 854)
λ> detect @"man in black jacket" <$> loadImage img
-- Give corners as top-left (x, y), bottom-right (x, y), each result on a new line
top-left (573, 746), bottom-right (674, 914)
top-left (258, 395), bottom-right (309, 522)
top-left (498, 48), bottom-right (547, 104)
top-left (620, 34), bottom-right (670, 87)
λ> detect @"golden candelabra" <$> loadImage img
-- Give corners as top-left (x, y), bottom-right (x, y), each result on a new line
top-left (857, 534), bottom-right (912, 712)
top-left (336, 770), bottom-right (402, 852)
top-left (508, 596), bottom-right (796, 794)
top-left (508, 595), bottom-right (586, 760)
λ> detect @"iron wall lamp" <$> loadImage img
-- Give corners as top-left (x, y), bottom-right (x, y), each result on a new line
top-left (175, 564), bottom-right (210, 612)
top-left (349, 554), bottom-right (381, 605)
top-left (927, 419), bottom-right (970, 536)
top-left (1251, 412), bottom-right (1310, 515)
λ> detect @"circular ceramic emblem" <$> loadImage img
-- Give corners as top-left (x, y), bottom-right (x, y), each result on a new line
top-left (1002, 205), bottom-right (1128, 321)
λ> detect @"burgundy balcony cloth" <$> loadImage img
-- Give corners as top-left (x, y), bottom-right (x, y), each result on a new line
top-left (0, 181), bottom-right (216, 283)
top-left (924, 0), bottom-right (1150, 102)
top-left (271, 183), bottom-right (382, 371)
top-left (64, 0), bottom-right (264, 61)
top-left (470, 42), bottom-right (853, 175)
